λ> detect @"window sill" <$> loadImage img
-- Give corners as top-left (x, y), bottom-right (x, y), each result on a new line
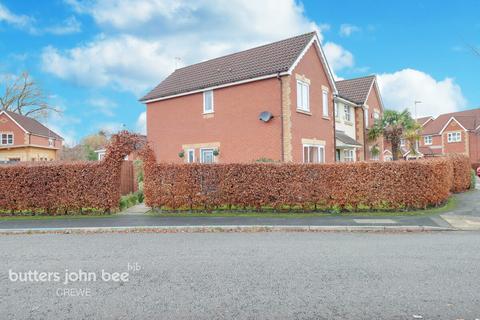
top-left (344, 121), bottom-right (354, 126)
top-left (203, 112), bottom-right (214, 119)
top-left (322, 116), bottom-right (330, 120)
top-left (296, 109), bottom-right (312, 116)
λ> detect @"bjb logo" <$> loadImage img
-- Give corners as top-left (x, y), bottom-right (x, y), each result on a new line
top-left (127, 262), bottom-right (141, 273)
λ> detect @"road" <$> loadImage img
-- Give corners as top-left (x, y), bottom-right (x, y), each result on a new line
top-left (1, 232), bottom-right (480, 319)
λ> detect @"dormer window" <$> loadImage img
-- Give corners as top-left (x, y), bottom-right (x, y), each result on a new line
top-left (203, 90), bottom-right (214, 114)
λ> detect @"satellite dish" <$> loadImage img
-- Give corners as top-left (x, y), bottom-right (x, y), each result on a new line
top-left (259, 111), bottom-right (274, 122)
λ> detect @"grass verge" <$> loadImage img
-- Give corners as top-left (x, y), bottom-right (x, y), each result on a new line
top-left (148, 196), bottom-right (458, 218)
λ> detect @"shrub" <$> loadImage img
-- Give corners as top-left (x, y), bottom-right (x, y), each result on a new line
top-left (142, 146), bottom-right (455, 211)
top-left (471, 169), bottom-right (477, 190)
top-left (448, 154), bottom-right (471, 193)
top-left (0, 131), bottom-right (142, 215)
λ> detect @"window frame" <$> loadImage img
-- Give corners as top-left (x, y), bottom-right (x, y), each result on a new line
top-left (334, 102), bottom-right (339, 118)
top-left (203, 90), bottom-right (214, 114)
top-left (343, 149), bottom-right (354, 162)
top-left (400, 138), bottom-right (405, 147)
top-left (296, 80), bottom-right (310, 112)
top-left (344, 105), bottom-right (351, 122)
top-left (447, 132), bottom-right (461, 143)
top-left (0, 132), bottom-right (13, 146)
top-left (302, 144), bottom-right (325, 164)
top-left (200, 148), bottom-right (215, 164)
top-left (186, 148), bottom-right (195, 163)
top-left (365, 107), bottom-right (369, 127)
top-left (322, 89), bottom-right (329, 117)
top-left (424, 135), bottom-right (433, 145)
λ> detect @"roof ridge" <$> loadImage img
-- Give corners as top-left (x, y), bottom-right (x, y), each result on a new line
top-left (335, 74), bottom-right (376, 83)
top-left (173, 31), bottom-right (317, 72)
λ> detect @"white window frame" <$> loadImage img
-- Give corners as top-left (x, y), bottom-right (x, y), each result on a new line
top-left (302, 144), bottom-right (325, 164)
top-left (344, 105), bottom-right (351, 122)
top-left (334, 102), bottom-right (339, 118)
top-left (0, 132), bottom-right (13, 145)
top-left (447, 132), bottom-right (461, 143)
top-left (322, 89), bottom-right (329, 117)
top-left (200, 148), bottom-right (215, 164)
top-left (400, 138), bottom-right (405, 147)
top-left (186, 149), bottom-right (195, 163)
top-left (203, 90), bottom-right (214, 114)
top-left (343, 149), bottom-right (354, 162)
top-left (424, 135), bottom-right (432, 145)
top-left (296, 80), bottom-right (310, 112)
top-left (373, 111), bottom-right (380, 120)
top-left (365, 107), bottom-right (369, 127)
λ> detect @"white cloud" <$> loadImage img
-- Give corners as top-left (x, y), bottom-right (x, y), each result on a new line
top-left (45, 16), bottom-right (81, 35)
top-left (136, 111), bottom-right (146, 134)
top-left (41, 35), bottom-right (175, 93)
top-left (323, 42), bottom-right (354, 74)
top-left (0, 2), bottom-right (35, 33)
top-left (377, 69), bottom-right (467, 117)
top-left (46, 0), bottom-right (330, 95)
top-left (339, 24), bottom-right (360, 37)
top-left (87, 97), bottom-right (117, 117)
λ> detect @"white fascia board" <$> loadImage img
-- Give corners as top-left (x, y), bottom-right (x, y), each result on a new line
top-left (287, 34), bottom-right (338, 95)
top-left (438, 117), bottom-right (468, 134)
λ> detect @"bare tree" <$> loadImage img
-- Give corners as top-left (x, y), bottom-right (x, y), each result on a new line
top-left (0, 72), bottom-right (60, 119)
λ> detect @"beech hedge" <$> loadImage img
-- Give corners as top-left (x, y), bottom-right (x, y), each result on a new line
top-left (448, 154), bottom-right (472, 193)
top-left (142, 148), bottom-right (470, 211)
top-left (0, 132), bottom-right (142, 215)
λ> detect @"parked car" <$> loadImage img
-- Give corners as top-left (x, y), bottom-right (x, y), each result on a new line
top-left (477, 167), bottom-right (480, 178)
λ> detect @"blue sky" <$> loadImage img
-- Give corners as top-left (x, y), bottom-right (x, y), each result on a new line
top-left (0, 0), bottom-right (478, 145)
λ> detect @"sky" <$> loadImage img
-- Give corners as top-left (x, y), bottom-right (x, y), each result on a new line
top-left (0, 0), bottom-right (478, 145)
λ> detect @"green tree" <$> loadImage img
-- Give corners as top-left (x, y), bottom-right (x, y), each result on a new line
top-left (368, 109), bottom-right (418, 161)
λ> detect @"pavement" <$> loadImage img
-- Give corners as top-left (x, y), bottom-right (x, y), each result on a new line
top-left (0, 188), bottom-right (479, 233)
top-left (1, 232), bottom-right (479, 319)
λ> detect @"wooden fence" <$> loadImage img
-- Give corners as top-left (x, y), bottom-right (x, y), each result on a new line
top-left (120, 161), bottom-right (137, 195)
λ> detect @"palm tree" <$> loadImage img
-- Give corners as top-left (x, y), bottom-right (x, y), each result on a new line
top-left (368, 109), bottom-right (418, 160)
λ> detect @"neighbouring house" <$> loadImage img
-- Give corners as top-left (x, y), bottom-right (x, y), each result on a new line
top-left (140, 32), bottom-right (338, 164)
top-left (95, 135), bottom-right (146, 161)
top-left (0, 110), bottom-right (63, 163)
top-left (334, 75), bottom-right (385, 162)
top-left (417, 108), bottom-right (480, 163)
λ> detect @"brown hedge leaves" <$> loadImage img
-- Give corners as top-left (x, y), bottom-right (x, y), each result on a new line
top-left (143, 148), bottom-right (471, 211)
top-left (0, 131), bottom-right (142, 215)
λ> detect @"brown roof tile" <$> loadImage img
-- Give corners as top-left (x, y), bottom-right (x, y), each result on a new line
top-left (335, 75), bottom-right (376, 105)
top-left (416, 116), bottom-right (433, 126)
top-left (3, 110), bottom-right (63, 140)
top-left (140, 32), bottom-right (317, 102)
top-left (422, 108), bottom-right (480, 135)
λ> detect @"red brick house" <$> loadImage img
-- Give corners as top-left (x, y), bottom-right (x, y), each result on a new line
top-left (141, 32), bottom-right (338, 164)
top-left (335, 75), bottom-right (385, 162)
top-left (417, 109), bottom-right (480, 163)
top-left (0, 110), bottom-right (63, 162)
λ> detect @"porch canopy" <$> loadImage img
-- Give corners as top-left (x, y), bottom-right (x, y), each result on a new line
top-left (335, 130), bottom-right (362, 149)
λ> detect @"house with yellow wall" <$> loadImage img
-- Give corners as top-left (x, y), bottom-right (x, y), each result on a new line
top-left (0, 110), bottom-right (63, 163)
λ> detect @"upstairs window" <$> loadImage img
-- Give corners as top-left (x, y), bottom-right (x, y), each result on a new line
top-left (400, 138), bottom-right (405, 147)
top-left (322, 90), bottom-right (329, 117)
top-left (373, 112), bottom-right (380, 120)
top-left (203, 90), bottom-right (214, 114)
top-left (48, 138), bottom-right (54, 147)
top-left (1, 133), bottom-right (13, 145)
top-left (296, 80), bottom-right (310, 112)
top-left (447, 132), bottom-right (461, 143)
top-left (344, 105), bottom-right (351, 122)
top-left (365, 108), bottom-right (369, 127)
top-left (424, 135), bottom-right (432, 145)
top-left (334, 102), bottom-right (339, 118)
